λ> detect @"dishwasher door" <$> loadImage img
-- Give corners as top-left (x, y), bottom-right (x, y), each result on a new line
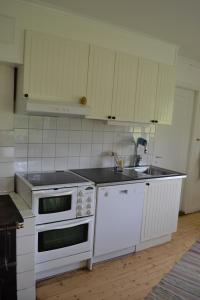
top-left (94, 183), bottom-right (145, 257)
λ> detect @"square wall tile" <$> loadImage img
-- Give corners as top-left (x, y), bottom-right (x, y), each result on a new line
top-left (91, 144), bottom-right (103, 156)
top-left (0, 162), bottom-right (15, 177)
top-left (0, 177), bottom-right (14, 193)
top-left (28, 144), bottom-right (42, 158)
top-left (69, 118), bottom-right (82, 130)
top-left (69, 131), bottom-right (82, 143)
top-left (28, 116), bottom-right (43, 129)
top-left (56, 131), bottom-right (69, 143)
top-left (68, 144), bottom-right (81, 157)
top-left (68, 157), bottom-right (80, 169)
top-left (55, 144), bottom-right (68, 157)
top-left (92, 131), bottom-right (104, 144)
top-left (14, 129), bottom-right (28, 144)
top-left (42, 158), bottom-right (55, 171)
top-left (80, 144), bottom-right (92, 157)
top-left (55, 157), bottom-right (67, 171)
top-left (14, 115), bottom-right (28, 129)
top-left (28, 158), bottom-right (42, 172)
top-left (43, 117), bottom-right (57, 129)
top-left (15, 144), bottom-right (28, 158)
top-left (43, 130), bottom-right (56, 143)
top-left (0, 131), bottom-right (14, 146)
top-left (0, 147), bottom-right (14, 162)
top-left (15, 158), bottom-right (27, 173)
top-left (81, 119), bottom-right (94, 131)
top-left (81, 131), bottom-right (92, 143)
top-left (79, 157), bottom-right (91, 168)
top-left (42, 144), bottom-right (55, 157)
top-left (28, 129), bottom-right (43, 143)
top-left (56, 118), bottom-right (70, 130)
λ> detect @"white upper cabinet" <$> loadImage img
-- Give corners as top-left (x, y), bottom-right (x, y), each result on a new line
top-left (155, 64), bottom-right (176, 125)
top-left (111, 52), bottom-right (138, 122)
top-left (86, 46), bottom-right (115, 119)
top-left (23, 31), bottom-right (89, 103)
top-left (134, 58), bottom-right (158, 123)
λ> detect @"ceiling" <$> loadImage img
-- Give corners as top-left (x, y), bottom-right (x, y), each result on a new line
top-left (25, 0), bottom-right (200, 61)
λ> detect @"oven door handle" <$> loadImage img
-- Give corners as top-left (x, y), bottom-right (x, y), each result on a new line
top-left (36, 218), bottom-right (92, 232)
top-left (38, 191), bottom-right (75, 198)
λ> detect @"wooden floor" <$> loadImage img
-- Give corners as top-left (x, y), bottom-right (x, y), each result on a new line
top-left (37, 213), bottom-right (200, 300)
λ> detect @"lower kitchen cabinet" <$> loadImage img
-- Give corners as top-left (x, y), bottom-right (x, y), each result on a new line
top-left (139, 179), bottom-right (182, 248)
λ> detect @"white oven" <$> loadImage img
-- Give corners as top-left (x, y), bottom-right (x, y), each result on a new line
top-left (36, 216), bottom-right (94, 264)
top-left (32, 187), bottom-right (78, 224)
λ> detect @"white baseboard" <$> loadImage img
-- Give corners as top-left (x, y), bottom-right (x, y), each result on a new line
top-left (136, 234), bottom-right (171, 252)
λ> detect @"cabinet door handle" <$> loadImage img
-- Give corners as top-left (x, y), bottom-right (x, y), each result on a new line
top-left (80, 96), bottom-right (87, 105)
top-left (108, 116), bottom-right (112, 119)
top-left (112, 116), bottom-right (116, 120)
top-left (196, 138), bottom-right (200, 141)
top-left (24, 93), bottom-right (29, 98)
top-left (150, 120), bottom-right (155, 123)
top-left (146, 183), bottom-right (150, 186)
top-left (120, 190), bottom-right (128, 194)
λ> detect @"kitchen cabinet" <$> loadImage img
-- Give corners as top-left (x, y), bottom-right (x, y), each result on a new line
top-left (87, 46), bottom-right (115, 119)
top-left (94, 183), bottom-right (144, 261)
top-left (155, 64), bottom-right (176, 124)
top-left (141, 179), bottom-right (182, 242)
top-left (134, 58), bottom-right (158, 123)
top-left (111, 52), bottom-right (138, 121)
top-left (22, 30), bottom-right (89, 104)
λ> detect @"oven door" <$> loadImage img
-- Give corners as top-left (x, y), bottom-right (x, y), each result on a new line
top-left (36, 217), bottom-right (94, 264)
top-left (33, 187), bottom-right (77, 224)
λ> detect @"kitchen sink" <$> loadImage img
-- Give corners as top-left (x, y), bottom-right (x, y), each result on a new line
top-left (123, 165), bottom-right (177, 177)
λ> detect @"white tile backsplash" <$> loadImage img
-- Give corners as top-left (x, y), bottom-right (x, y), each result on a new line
top-left (0, 115), bottom-right (155, 180)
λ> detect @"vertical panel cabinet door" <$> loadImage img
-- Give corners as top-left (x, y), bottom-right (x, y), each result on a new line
top-left (134, 58), bottom-right (158, 123)
top-left (111, 52), bottom-right (139, 121)
top-left (141, 179), bottom-right (182, 242)
top-left (155, 64), bottom-right (176, 125)
top-left (23, 30), bottom-right (89, 103)
top-left (87, 46), bottom-right (115, 119)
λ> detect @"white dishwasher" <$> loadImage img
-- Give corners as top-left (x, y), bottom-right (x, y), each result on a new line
top-left (94, 183), bottom-right (145, 261)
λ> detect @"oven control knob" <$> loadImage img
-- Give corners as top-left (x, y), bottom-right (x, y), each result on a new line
top-left (78, 191), bottom-right (84, 197)
top-left (77, 205), bottom-right (83, 210)
top-left (86, 204), bottom-right (91, 209)
top-left (77, 211), bottom-right (82, 216)
top-left (87, 210), bottom-right (91, 215)
top-left (77, 198), bottom-right (82, 203)
top-left (87, 197), bottom-right (92, 203)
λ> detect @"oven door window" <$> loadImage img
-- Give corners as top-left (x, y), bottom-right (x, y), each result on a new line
top-left (38, 224), bottom-right (88, 252)
top-left (38, 195), bottom-right (72, 214)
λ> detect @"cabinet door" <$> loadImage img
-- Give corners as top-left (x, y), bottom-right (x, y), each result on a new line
top-left (87, 46), bottom-right (115, 119)
top-left (23, 31), bottom-right (89, 103)
top-left (134, 58), bottom-right (158, 123)
top-left (141, 179), bottom-right (182, 242)
top-left (111, 52), bottom-right (138, 121)
top-left (155, 64), bottom-right (176, 125)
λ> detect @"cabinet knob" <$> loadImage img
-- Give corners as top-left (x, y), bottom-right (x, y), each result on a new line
top-left (112, 116), bottom-right (116, 120)
top-left (146, 183), bottom-right (150, 186)
top-left (150, 120), bottom-right (155, 123)
top-left (155, 120), bottom-right (158, 123)
top-left (24, 93), bottom-right (29, 98)
top-left (80, 96), bottom-right (87, 105)
top-left (108, 116), bottom-right (112, 119)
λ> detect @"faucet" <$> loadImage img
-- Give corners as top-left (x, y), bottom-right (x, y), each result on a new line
top-left (110, 152), bottom-right (123, 172)
top-left (132, 137), bottom-right (148, 167)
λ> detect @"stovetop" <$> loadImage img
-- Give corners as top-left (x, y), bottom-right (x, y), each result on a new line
top-left (23, 171), bottom-right (89, 187)
top-left (71, 168), bottom-right (144, 184)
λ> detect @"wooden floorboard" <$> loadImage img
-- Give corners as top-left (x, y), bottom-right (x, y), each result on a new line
top-left (37, 212), bottom-right (200, 300)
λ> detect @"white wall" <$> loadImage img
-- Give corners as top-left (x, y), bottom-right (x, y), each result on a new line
top-left (0, 0), bottom-right (177, 65)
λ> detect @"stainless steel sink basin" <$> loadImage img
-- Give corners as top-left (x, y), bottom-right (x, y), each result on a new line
top-left (124, 165), bottom-right (176, 177)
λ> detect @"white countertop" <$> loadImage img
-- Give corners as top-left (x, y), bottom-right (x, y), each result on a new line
top-left (9, 192), bottom-right (34, 219)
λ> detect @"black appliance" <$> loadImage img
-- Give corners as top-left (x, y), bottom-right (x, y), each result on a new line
top-left (0, 195), bottom-right (23, 300)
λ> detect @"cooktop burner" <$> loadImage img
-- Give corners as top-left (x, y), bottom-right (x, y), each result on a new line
top-left (23, 171), bottom-right (88, 186)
